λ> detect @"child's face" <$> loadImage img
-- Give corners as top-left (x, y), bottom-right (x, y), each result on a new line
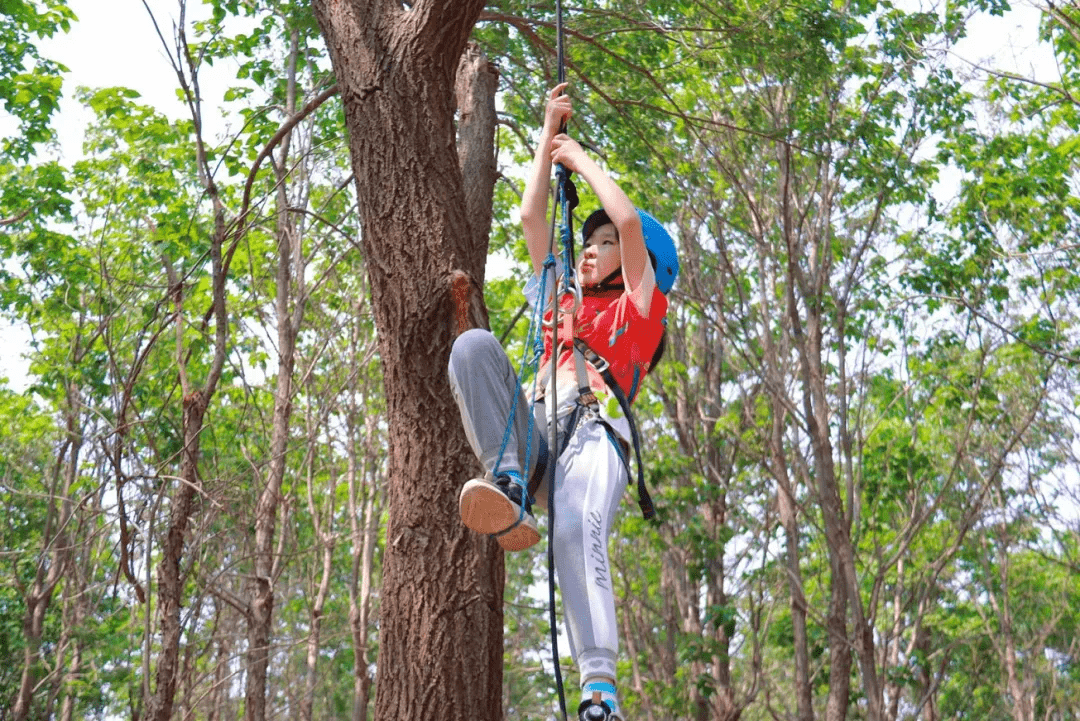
top-left (578, 223), bottom-right (621, 287)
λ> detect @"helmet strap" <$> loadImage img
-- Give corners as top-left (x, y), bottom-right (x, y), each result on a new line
top-left (590, 267), bottom-right (624, 293)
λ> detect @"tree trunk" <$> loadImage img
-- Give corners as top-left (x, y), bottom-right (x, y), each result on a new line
top-left (778, 166), bottom-right (855, 721)
top-left (147, 197), bottom-right (228, 721)
top-left (347, 310), bottom-right (381, 721)
top-left (302, 531), bottom-right (335, 721)
top-left (778, 137), bottom-right (883, 721)
top-left (913, 618), bottom-right (939, 721)
top-left (704, 489), bottom-right (740, 721)
top-left (13, 385), bottom-right (80, 721)
top-left (455, 40), bottom-right (499, 286)
top-left (992, 545), bottom-right (1034, 721)
top-left (208, 604), bottom-right (233, 721)
top-left (350, 418), bottom-right (381, 721)
top-left (58, 548), bottom-right (89, 721)
top-left (145, 392), bottom-right (210, 721)
top-left (301, 413), bottom-right (338, 721)
top-left (13, 587), bottom-right (59, 721)
top-left (245, 30), bottom-right (304, 718)
top-left (144, 16), bottom-right (230, 710)
top-left (313, 2), bottom-right (504, 719)
top-left (57, 639), bottom-right (82, 721)
top-left (771, 407), bottom-right (814, 721)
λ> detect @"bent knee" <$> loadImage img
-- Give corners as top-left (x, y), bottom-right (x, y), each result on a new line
top-left (450, 328), bottom-right (499, 367)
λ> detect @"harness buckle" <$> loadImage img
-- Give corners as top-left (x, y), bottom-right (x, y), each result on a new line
top-left (588, 353), bottom-right (609, 374)
top-left (573, 337), bottom-right (609, 375)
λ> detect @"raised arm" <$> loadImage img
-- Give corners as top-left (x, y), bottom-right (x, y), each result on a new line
top-left (549, 135), bottom-right (651, 297)
top-left (520, 83), bottom-right (572, 275)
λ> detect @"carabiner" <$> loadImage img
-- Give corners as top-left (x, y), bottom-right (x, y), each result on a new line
top-left (560, 277), bottom-right (582, 314)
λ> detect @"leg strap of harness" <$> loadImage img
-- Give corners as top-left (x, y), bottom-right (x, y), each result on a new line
top-left (526, 400), bottom-right (586, 499)
top-left (526, 426), bottom-right (549, 499)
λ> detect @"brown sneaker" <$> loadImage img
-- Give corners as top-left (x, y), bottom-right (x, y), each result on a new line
top-left (459, 475), bottom-right (540, 551)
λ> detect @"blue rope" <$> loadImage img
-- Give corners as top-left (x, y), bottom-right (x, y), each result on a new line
top-left (491, 254), bottom-right (554, 517)
top-left (491, 168), bottom-right (576, 501)
top-left (489, 167), bottom-right (576, 721)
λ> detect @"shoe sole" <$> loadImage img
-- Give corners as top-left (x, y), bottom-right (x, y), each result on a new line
top-left (459, 479), bottom-right (518, 535)
top-left (496, 519), bottom-right (540, 552)
top-left (459, 479), bottom-right (540, 552)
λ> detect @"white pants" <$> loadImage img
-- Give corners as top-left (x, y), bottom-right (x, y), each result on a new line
top-left (448, 329), bottom-right (627, 682)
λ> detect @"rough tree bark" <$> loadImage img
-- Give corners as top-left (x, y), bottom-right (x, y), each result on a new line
top-left (777, 139), bottom-right (862, 721)
top-left (312, 2), bottom-right (504, 719)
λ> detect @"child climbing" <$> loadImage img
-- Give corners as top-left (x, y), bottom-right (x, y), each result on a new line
top-left (447, 82), bottom-right (678, 721)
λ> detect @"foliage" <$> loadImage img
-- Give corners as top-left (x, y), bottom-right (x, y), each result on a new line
top-left (0, 0), bottom-right (74, 160)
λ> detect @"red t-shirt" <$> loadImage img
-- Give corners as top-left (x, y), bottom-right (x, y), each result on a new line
top-left (539, 286), bottom-right (668, 403)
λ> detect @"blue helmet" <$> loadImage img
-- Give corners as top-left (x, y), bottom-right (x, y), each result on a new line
top-left (582, 208), bottom-right (679, 294)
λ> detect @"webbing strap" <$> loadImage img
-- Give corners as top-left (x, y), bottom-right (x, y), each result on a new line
top-left (571, 340), bottom-right (596, 405)
top-left (534, 335), bottom-right (657, 522)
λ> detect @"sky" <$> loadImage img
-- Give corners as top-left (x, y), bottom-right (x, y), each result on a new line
top-left (0, 0), bottom-right (1059, 392)
top-left (43, 0), bottom-right (247, 150)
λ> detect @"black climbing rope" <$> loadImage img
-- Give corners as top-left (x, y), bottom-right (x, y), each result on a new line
top-left (547, 0), bottom-right (577, 717)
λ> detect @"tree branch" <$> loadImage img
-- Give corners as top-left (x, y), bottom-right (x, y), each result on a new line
top-left (226, 83), bottom-right (340, 275)
top-left (0, 208), bottom-right (32, 227)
